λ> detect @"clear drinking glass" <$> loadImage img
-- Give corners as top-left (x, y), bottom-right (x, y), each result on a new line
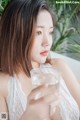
top-left (30, 64), bottom-right (60, 89)
top-left (30, 64), bottom-right (61, 117)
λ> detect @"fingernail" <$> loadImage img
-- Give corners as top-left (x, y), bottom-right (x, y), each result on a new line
top-left (34, 92), bottom-right (42, 100)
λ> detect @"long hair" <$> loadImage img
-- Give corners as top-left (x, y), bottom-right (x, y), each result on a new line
top-left (0, 0), bottom-right (56, 77)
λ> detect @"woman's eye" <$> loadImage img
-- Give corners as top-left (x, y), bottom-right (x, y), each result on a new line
top-left (49, 31), bottom-right (54, 35)
top-left (36, 31), bottom-right (42, 35)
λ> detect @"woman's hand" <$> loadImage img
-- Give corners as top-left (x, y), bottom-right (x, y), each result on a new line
top-left (20, 84), bottom-right (60, 120)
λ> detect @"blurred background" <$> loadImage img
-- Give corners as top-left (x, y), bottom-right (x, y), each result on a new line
top-left (0, 0), bottom-right (80, 61)
top-left (47, 0), bottom-right (80, 61)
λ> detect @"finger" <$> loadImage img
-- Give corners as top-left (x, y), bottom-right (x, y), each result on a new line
top-left (28, 84), bottom-right (48, 100)
top-left (44, 84), bottom-right (59, 95)
top-left (29, 84), bottom-right (59, 101)
top-left (37, 93), bottom-right (60, 105)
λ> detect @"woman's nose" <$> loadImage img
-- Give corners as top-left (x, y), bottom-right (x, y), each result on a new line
top-left (41, 34), bottom-right (50, 47)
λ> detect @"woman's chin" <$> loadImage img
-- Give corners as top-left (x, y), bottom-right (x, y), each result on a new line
top-left (39, 57), bottom-right (47, 64)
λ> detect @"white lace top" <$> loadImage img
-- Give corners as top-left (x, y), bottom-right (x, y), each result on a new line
top-left (6, 64), bottom-right (80, 120)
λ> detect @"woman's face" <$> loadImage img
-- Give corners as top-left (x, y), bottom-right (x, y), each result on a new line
top-left (31, 10), bottom-right (54, 67)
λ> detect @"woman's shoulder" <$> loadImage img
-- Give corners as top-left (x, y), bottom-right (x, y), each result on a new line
top-left (0, 72), bottom-right (10, 98)
top-left (49, 58), bottom-right (66, 68)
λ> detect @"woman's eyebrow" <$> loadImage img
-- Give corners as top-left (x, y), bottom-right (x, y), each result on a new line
top-left (37, 26), bottom-right (54, 29)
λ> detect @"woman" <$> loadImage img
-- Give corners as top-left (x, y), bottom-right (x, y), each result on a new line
top-left (0, 0), bottom-right (80, 120)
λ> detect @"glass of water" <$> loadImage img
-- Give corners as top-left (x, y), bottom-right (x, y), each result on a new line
top-left (30, 63), bottom-right (60, 89)
top-left (30, 64), bottom-right (61, 117)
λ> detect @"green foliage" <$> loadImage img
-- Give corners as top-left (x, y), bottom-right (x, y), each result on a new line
top-left (0, 0), bottom-right (10, 15)
top-left (48, 1), bottom-right (80, 61)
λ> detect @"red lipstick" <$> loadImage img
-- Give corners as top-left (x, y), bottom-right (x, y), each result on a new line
top-left (40, 50), bottom-right (49, 56)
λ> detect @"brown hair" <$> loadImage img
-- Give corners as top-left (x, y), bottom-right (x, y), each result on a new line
top-left (0, 0), bottom-right (56, 77)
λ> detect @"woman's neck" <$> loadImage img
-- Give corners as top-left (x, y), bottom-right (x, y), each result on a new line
top-left (31, 61), bottom-right (40, 68)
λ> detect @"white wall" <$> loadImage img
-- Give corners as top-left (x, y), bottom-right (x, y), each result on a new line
top-left (50, 51), bottom-right (80, 82)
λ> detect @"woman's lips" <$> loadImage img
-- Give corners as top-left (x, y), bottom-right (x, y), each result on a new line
top-left (40, 50), bottom-right (49, 56)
